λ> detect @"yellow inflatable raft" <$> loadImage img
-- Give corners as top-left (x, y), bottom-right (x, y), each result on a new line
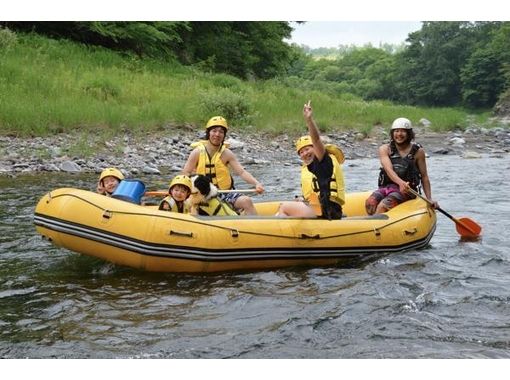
top-left (34, 188), bottom-right (436, 273)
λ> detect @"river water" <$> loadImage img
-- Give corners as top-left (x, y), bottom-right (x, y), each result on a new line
top-left (1, 154), bottom-right (509, 359)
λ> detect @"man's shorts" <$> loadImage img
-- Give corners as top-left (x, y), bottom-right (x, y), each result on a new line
top-left (219, 191), bottom-right (243, 211)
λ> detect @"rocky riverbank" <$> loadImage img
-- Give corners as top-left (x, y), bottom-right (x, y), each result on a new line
top-left (1, 125), bottom-right (509, 177)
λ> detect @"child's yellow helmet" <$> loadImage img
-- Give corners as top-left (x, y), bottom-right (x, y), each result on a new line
top-left (99, 168), bottom-right (124, 182)
top-left (169, 175), bottom-right (192, 192)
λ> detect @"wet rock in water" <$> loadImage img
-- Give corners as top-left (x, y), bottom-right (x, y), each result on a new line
top-left (431, 148), bottom-right (451, 155)
top-left (462, 151), bottom-right (482, 159)
top-left (60, 161), bottom-right (82, 172)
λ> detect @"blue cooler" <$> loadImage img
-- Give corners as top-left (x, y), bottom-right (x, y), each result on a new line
top-left (112, 179), bottom-right (146, 204)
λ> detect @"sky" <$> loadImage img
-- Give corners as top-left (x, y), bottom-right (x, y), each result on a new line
top-left (288, 21), bottom-right (422, 48)
top-left (4, 1), bottom-right (503, 21)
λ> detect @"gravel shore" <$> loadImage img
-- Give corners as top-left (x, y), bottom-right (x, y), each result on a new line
top-left (1, 125), bottom-right (509, 177)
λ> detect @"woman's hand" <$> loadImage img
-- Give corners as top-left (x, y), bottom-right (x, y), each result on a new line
top-left (303, 100), bottom-right (312, 120)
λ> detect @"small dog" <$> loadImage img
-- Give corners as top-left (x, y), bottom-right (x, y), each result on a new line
top-left (189, 175), bottom-right (238, 216)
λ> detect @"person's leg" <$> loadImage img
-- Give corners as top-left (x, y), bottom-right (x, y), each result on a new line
top-left (375, 191), bottom-right (408, 213)
top-left (365, 190), bottom-right (384, 215)
top-left (219, 192), bottom-right (255, 215)
top-left (234, 195), bottom-right (257, 215)
top-left (276, 201), bottom-right (317, 218)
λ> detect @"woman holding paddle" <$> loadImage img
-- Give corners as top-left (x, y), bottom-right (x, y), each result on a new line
top-left (365, 117), bottom-right (439, 215)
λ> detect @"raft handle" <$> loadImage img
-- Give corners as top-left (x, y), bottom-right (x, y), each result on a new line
top-left (300, 233), bottom-right (321, 239)
top-left (404, 228), bottom-right (418, 236)
top-left (169, 230), bottom-right (194, 238)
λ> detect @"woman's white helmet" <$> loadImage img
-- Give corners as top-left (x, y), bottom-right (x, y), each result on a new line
top-left (391, 117), bottom-right (412, 130)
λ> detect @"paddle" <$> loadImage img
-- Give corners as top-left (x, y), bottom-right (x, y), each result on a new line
top-left (145, 189), bottom-right (259, 197)
top-left (407, 187), bottom-right (482, 238)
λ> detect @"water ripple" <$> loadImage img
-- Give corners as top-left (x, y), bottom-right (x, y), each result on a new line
top-left (1, 157), bottom-right (510, 358)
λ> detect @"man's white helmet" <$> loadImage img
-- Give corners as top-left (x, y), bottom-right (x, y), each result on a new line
top-left (391, 117), bottom-right (413, 130)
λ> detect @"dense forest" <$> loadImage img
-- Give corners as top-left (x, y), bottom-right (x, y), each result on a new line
top-left (1, 21), bottom-right (509, 111)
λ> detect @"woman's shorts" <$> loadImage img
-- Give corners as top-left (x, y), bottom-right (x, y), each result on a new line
top-left (365, 184), bottom-right (411, 214)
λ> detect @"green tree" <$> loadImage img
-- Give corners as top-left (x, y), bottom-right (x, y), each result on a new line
top-left (1, 21), bottom-right (294, 80)
top-left (286, 44), bottom-right (313, 77)
top-left (1, 21), bottom-right (189, 58)
top-left (178, 22), bottom-right (293, 79)
top-left (395, 22), bottom-right (477, 106)
top-left (461, 22), bottom-right (510, 108)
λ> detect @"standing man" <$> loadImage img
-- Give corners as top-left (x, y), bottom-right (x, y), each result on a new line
top-left (182, 116), bottom-right (264, 215)
top-left (365, 117), bottom-right (439, 214)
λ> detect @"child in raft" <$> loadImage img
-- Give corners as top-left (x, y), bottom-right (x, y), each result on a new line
top-left (97, 167), bottom-right (124, 196)
top-left (159, 174), bottom-right (192, 213)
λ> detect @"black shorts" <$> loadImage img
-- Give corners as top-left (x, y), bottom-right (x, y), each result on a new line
top-left (321, 201), bottom-right (343, 220)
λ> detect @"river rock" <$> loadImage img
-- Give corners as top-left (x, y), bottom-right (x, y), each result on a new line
top-left (353, 132), bottom-right (366, 141)
top-left (419, 118), bottom-right (431, 127)
top-left (1, 125), bottom-right (509, 176)
top-left (449, 137), bottom-right (466, 146)
top-left (49, 147), bottom-right (62, 157)
top-left (41, 163), bottom-right (60, 172)
top-left (431, 148), bottom-right (451, 155)
top-left (60, 161), bottom-right (82, 172)
top-left (142, 166), bottom-right (161, 175)
top-left (462, 150), bottom-right (482, 159)
top-left (227, 138), bottom-right (245, 150)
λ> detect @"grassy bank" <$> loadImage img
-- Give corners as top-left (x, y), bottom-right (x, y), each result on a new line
top-left (0, 31), bottom-right (494, 138)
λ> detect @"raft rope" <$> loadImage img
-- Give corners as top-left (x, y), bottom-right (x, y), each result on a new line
top-left (44, 192), bottom-right (432, 241)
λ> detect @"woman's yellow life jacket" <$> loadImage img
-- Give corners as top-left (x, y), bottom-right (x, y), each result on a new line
top-left (159, 196), bottom-right (191, 214)
top-left (300, 152), bottom-right (345, 207)
top-left (191, 141), bottom-right (233, 190)
top-left (197, 197), bottom-right (238, 216)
